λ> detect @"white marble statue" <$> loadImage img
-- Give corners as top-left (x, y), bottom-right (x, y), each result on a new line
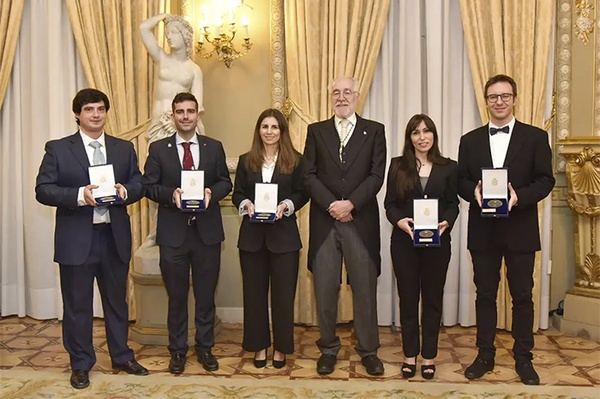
top-left (140, 13), bottom-right (205, 144)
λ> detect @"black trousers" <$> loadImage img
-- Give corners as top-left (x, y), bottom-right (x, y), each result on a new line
top-left (239, 247), bottom-right (299, 354)
top-left (470, 249), bottom-right (535, 360)
top-left (159, 226), bottom-right (221, 355)
top-left (59, 224), bottom-right (133, 371)
top-left (391, 237), bottom-right (450, 359)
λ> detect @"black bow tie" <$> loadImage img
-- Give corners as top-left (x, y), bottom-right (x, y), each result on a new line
top-left (490, 126), bottom-right (509, 135)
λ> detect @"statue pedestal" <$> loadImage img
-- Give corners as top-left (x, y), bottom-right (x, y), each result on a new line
top-left (130, 244), bottom-right (221, 345)
top-left (553, 291), bottom-right (600, 341)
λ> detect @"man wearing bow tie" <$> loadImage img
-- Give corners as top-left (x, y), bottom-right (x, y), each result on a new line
top-left (457, 75), bottom-right (555, 385)
top-left (303, 76), bottom-right (387, 376)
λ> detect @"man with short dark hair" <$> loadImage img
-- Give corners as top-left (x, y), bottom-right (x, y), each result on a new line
top-left (142, 92), bottom-right (232, 374)
top-left (36, 88), bottom-right (148, 389)
top-left (457, 74), bottom-right (555, 385)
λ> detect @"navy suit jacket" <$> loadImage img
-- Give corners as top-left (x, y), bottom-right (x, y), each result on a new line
top-left (35, 132), bottom-right (143, 265)
top-left (232, 153), bottom-right (308, 253)
top-left (457, 120), bottom-right (555, 252)
top-left (142, 134), bottom-right (232, 247)
top-left (303, 115), bottom-right (386, 274)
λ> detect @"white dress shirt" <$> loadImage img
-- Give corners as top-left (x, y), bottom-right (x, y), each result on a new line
top-left (489, 117), bottom-right (515, 168)
top-left (175, 134), bottom-right (200, 169)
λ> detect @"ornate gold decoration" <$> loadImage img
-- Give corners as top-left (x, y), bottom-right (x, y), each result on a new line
top-left (568, 147), bottom-right (600, 194)
top-left (574, 0), bottom-right (595, 44)
top-left (281, 98), bottom-right (293, 119)
top-left (564, 146), bottom-right (600, 295)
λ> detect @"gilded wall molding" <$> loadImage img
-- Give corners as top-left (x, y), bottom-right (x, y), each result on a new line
top-left (555, 0), bottom-right (573, 172)
top-left (271, 0), bottom-right (285, 109)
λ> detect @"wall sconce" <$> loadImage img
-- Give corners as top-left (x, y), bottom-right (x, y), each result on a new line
top-left (195, 1), bottom-right (252, 68)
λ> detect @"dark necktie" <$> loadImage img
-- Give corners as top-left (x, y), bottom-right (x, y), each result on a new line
top-left (490, 126), bottom-right (509, 135)
top-left (181, 142), bottom-right (194, 170)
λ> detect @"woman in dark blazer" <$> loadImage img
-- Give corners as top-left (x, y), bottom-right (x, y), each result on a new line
top-left (384, 114), bottom-right (459, 380)
top-left (232, 108), bottom-right (307, 369)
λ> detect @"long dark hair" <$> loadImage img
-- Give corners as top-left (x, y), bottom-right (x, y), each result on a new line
top-left (245, 108), bottom-right (301, 175)
top-left (391, 114), bottom-right (450, 199)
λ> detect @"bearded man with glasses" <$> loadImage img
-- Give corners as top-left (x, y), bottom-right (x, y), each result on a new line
top-left (457, 74), bottom-right (555, 385)
top-left (302, 76), bottom-right (387, 376)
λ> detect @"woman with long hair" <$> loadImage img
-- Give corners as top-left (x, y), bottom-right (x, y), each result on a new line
top-left (384, 114), bottom-right (459, 380)
top-left (232, 108), bottom-right (307, 369)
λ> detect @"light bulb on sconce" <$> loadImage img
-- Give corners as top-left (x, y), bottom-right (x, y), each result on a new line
top-left (195, 2), bottom-right (253, 68)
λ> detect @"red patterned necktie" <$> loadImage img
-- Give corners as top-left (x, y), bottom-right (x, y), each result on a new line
top-left (181, 142), bottom-right (194, 170)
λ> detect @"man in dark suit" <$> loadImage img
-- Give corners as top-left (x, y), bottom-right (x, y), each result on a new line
top-left (457, 75), bottom-right (555, 385)
top-left (303, 76), bottom-right (386, 376)
top-left (142, 92), bottom-right (232, 374)
top-left (35, 88), bottom-right (148, 389)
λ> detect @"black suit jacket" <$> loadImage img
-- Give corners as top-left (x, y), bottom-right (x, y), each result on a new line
top-left (457, 120), bottom-right (555, 251)
top-left (142, 134), bottom-right (232, 247)
top-left (35, 132), bottom-right (143, 265)
top-left (384, 157), bottom-right (459, 244)
top-left (303, 115), bottom-right (386, 273)
top-left (232, 153), bottom-right (308, 253)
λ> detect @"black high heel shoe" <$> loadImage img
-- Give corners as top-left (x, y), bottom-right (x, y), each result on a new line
top-left (272, 356), bottom-right (287, 369)
top-left (421, 364), bottom-right (436, 379)
top-left (401, 362), bottom-right (416, 378)
top-left (253, 350), bottom-right (267, 368)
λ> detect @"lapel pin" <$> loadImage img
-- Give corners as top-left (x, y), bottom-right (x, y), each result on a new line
top-left (168, 143), bottom-right (172, 148)
top-left (363, 131), bottom-right (367, 135)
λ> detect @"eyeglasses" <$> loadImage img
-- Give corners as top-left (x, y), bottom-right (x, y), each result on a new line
top-left (486, 93), bottom-right (513, 103)
top-left (331, 89), bottom-right (357, 99)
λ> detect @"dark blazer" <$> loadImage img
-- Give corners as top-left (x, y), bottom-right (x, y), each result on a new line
top-left (384, 157), bottom-right (459, 244)
top-left (457, 120), bottom-right (555, 252)
top-left (35, 132), bottom-right (143, 265)
top-left (142, 134), bottom-right (232, 247)
top-left (232, 153), bottom-right (308, 253)
top-left (303, 115), bottom-right (386, 273)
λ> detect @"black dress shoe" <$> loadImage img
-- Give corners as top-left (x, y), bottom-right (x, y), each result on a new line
top-left (515, 359), bottom-right (540, 385)
top-left (464, 356), bottom-right (494, 379)
top-left (70, 370), bottom-right (90, 389)
top-left (198, 351), bottom-right (219, 371)
top-left (316, 354), bottom-right (337, 375)
top-left (361, 355), bottom-right (384, 376)
top-left (169, 353), bottom-right (186, 374)
top-left (112, 359), bottom-right (149, 376)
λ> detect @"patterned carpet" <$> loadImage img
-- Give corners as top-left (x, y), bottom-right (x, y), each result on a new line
top-left (1, 316), bottom-right (599, 398)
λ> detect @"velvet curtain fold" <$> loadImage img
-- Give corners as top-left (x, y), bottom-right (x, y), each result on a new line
top-left (0, 0), bottom-right (24, 111)
top-left (65, 0), bottom-right (167, 317)
top-left (459, 0), bottom-right (555, 331)
top-left (285, 0), bottom-right (391, 324)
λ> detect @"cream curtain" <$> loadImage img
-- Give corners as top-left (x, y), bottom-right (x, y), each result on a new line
top-left (0, 0), bottom-right (24, 111)
top-left (285, 0), bottom-right (391, 324)
top-left (364, 0), bottom-right (481, 327)
top-left (459, 0), bottom-right (555, 331)
top-left (65, 0), bottom-right (167, 316)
